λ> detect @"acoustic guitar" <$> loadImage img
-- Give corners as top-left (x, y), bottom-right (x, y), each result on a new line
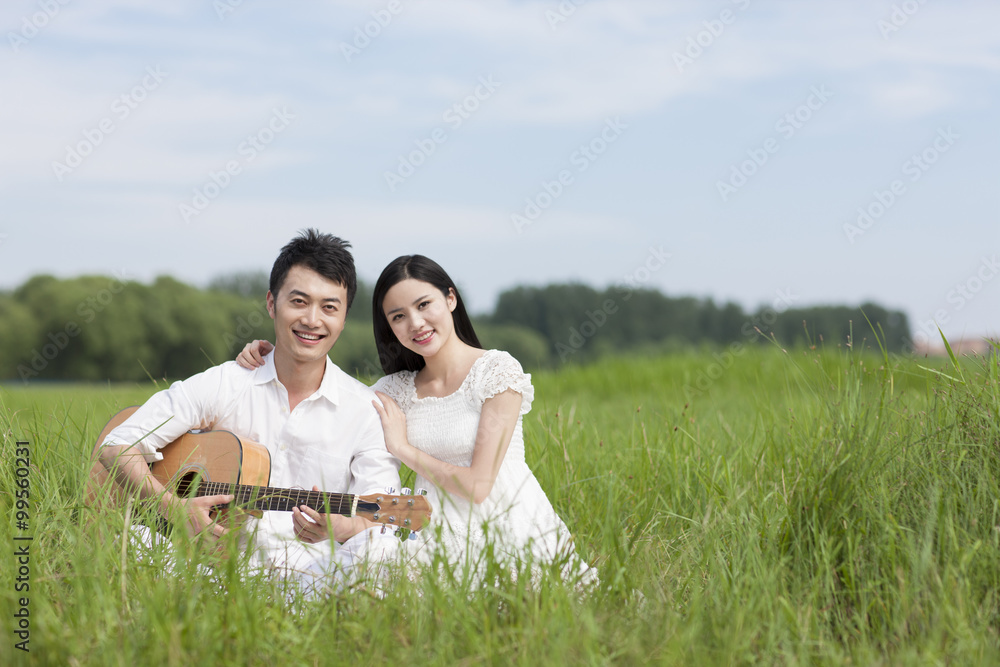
top-left (87, 406), bottom-right (431, 532)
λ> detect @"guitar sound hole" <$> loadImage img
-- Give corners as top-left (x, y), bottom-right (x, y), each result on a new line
top-left (174, 472), bottom-right (203, 498)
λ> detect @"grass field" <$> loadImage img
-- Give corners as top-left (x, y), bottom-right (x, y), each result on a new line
top-left (1, 344), bottom-right (998, 665)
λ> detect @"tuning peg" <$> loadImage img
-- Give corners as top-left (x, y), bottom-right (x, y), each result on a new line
top-left (407, 531), bottom-right (416, 540)
top-left (384, 486), bottom-right (396, 494)
top-left (401, 487), bottom-right (412, 496)
top-left (415, 487), bottom-right (428, 496)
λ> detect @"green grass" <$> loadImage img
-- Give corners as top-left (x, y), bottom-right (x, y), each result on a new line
top-left (1, 345), bottom-right (999, 665)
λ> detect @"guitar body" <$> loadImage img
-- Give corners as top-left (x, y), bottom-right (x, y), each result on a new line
top-left (87, 406), bottom-right (271, 524)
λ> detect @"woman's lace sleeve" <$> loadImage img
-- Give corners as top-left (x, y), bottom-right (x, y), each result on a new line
top-left (372, 372), bottom-right (411, 409)
top-left (472, 350), bottom-right (534, 415)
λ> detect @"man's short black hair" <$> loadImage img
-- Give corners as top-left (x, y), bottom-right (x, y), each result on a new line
top-left (269, 229), bottom-right (357, 310)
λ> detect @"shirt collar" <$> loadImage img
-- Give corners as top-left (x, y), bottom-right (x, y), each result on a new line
top-left (315, 356), bottom-right (341, 406)
top-left (251, 350), bottom-right (279, 386)
top-left (252, 351), bottom-right (340, 406)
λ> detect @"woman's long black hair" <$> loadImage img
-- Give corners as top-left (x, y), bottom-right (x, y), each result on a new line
top-left (372, 255), bottom-right (482, 374)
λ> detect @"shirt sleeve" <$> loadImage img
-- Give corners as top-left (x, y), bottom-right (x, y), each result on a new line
top-left (371, 372), bottom-right (411, 409)
top-left (100, 364), bottom-right (236, 463)
top-left (348, 408), bottom-right (401, 497)
top-left (473, 350), bottom-right (534, 416)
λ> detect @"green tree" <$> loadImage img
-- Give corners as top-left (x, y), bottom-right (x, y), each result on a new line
top-left (208, 270), bottom-right (270, 300)
top-left (474, 322), bottom-right (551, 370)
top-left (0, 294), bottom-right (39, 380)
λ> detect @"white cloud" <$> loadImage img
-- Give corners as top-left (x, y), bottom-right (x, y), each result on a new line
top-left (869, 70), bottom-right (958, 119)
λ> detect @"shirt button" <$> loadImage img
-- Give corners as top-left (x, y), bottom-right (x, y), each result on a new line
top-left (280, 443), bottom-right (288, 451)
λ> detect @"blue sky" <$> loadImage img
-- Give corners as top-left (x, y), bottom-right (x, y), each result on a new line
top-left (1, 0), bottom-right (997, 347)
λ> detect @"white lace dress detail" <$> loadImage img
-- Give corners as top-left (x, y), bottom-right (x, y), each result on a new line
top-left (373, 350), bottom-right (596, 585)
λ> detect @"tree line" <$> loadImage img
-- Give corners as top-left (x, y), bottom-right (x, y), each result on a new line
top-left (0, 273), bottom-right (911, 383)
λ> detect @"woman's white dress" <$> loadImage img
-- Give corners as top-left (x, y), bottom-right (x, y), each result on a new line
top-left (373, 350), bottom-right (596, 585)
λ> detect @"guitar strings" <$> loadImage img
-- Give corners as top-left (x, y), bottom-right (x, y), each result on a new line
top-left (190, 481), bottom-right (429, 530)
top-left (197, 481), bottom-right (354, 515)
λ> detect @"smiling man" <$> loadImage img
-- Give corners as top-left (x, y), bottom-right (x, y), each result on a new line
top-left (98, 229), bottom-right (399, 594)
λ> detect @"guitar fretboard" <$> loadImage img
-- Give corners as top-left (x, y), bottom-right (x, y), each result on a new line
top-left (197, 481), bottom-right (355, 515)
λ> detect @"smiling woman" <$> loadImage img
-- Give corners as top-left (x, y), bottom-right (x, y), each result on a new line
top-left (383, 278), bottom-right (457, 355)
top-left (369, 255), bottom-right (597, 586)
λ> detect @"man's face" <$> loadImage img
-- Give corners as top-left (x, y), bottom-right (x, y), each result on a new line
top-left (266, 264), bottom-right (348, 367)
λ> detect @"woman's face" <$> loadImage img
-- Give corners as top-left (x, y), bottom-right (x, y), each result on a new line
top-left (381, 278), bottom-right (457, 358)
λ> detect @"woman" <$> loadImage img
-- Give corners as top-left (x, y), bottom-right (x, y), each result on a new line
top-left (238, 255), bottom-right (596, 586)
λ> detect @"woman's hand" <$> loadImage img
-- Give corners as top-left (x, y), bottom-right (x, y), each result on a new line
top-left (372, 390), bottom-right (411, 459)
top-left (372, 389), bottom-right (521, 505)
top-left (236, 339), bottom-right (274, 369)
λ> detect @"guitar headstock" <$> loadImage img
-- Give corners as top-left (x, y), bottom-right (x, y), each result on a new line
top-left (355, 491), bottom-right (432, 531)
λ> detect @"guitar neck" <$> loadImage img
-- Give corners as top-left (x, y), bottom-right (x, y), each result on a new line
top-left (197, 481), bottom-right (357, 516)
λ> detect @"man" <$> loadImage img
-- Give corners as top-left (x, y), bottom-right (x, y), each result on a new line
top-left (99, 229), bottom-right (399, 592)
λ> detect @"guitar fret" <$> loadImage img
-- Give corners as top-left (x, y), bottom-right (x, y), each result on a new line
top-left (196, 481), bottom-right (354, 515)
